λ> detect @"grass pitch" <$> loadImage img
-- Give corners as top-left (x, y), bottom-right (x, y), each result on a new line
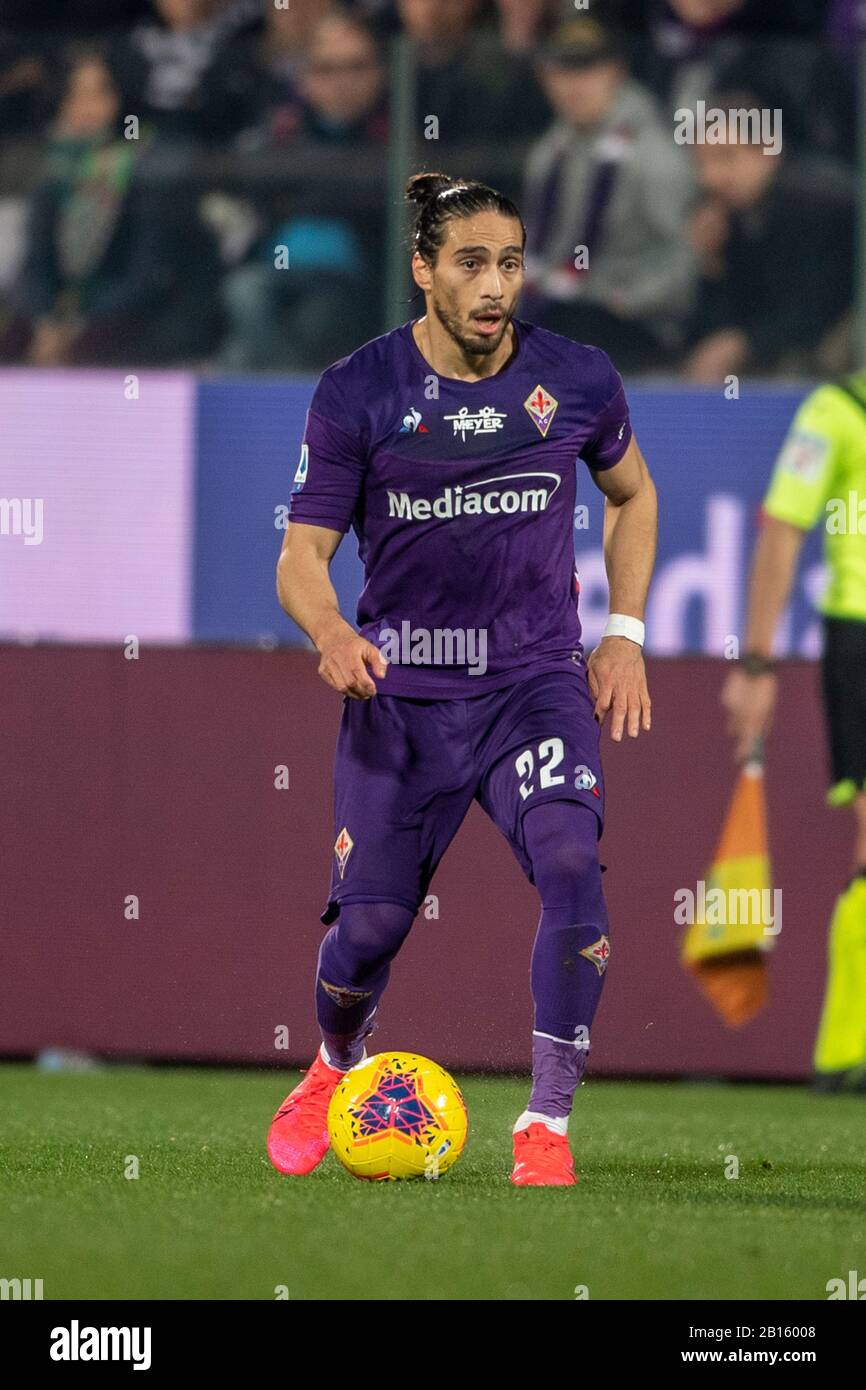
top-left (1, 1063), bottom-right (863, 1301)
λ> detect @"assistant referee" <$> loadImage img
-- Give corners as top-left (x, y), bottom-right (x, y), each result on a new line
top-left (723, 372), bottom-right (866, 1091)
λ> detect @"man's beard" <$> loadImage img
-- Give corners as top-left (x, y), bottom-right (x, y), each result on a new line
top-left (431, 293), bottom-right (511, 357)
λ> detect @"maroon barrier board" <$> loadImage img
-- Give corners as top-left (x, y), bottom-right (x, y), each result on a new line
top-left (0, 647), bottom-right (846, 1078)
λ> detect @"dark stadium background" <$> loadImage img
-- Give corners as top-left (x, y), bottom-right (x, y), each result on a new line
top-left (0, 0), bottom-right (860, 1079)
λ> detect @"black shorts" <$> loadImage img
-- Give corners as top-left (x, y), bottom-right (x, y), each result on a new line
top-left (821, 616), bottom-right (866, 805)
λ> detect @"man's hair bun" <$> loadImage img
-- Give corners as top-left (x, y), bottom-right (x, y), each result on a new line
top-left (404, 172), bottom-right (457, 207)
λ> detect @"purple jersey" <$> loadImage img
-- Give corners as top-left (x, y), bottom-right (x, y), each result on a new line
top-left (289, 318), bottom-right (632, 696)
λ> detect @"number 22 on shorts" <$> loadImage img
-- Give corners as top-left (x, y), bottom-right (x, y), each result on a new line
top-left (515, 738), bottom-right (566, 801)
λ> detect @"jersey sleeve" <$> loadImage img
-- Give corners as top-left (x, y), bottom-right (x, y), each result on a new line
top-left (762, 385), bottom-right (843, 532)
top-left (579, 352), bottom-right (633, 471)
top-left (288, 374), bottom-right (367, 534)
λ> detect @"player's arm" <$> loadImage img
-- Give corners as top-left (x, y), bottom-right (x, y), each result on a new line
top-left (277, 522), bottom-right (387, 699)
top-left (721, 517), bottom-right (807, 761)
top-left (282, 383), bottom-right (386, 699)
top-left (587, 434), bottom-right (657, 741)
top-left (722, 387), bottom-right (840, 760)
top-left (741, 516), bottom-right (809, 657)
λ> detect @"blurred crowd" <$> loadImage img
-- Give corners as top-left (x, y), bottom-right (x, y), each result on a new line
top-left (0, 0), bottom-right (859, 378)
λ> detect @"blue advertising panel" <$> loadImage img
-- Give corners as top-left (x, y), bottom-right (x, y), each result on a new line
top-left (194, 377), bottom-right (362, 648)
top-left (193, 379), bottom-right (824, 657)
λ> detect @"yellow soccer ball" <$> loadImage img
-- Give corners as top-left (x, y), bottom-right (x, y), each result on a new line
top-left (327, 1052), bottom-right (468, 1181)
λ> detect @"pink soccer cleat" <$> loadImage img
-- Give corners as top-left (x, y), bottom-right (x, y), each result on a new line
top-left (267, 1049), bottom-right (344, 1176)
top-left (511, 1122), bottom-right (578, 1187)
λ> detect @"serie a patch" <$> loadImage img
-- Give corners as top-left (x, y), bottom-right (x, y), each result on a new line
top-left (776, 428), bottom-right (829, 483)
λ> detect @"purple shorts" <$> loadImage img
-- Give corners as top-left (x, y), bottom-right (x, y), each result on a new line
top-left (321, 668), bottom-right (604, 923)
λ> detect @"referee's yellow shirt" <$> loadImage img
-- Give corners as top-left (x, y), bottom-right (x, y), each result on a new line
top-left (763, 375), bottom-right (866, 623)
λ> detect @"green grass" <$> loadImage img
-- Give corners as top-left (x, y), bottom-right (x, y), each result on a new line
top-left (0, 1064), bottom-right (864, 1300)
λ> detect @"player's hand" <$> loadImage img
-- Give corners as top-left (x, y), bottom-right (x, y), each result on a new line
top-left (721, 668), bottom-right (777, 762)
top-left (587, 636), bottom-right (651, 741)
top-left (317, 629), bottom-right (388, 699)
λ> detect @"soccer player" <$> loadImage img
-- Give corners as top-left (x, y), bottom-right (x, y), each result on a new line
top-left (723, 374), bottom-right (866, 1092)
top-left (269, 172), bottom-right (657, 1184)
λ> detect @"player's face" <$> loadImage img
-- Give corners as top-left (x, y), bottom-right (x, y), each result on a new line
top-left (417, 212), bottom-right (525, 358)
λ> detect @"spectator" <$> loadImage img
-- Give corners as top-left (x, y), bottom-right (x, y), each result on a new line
top-left (396, 0), bottom-right (530, 139)
top-left (651, 0), bottom-right (826, 36)
top-left (121, 0), bottom-right (264, 147)
top-left (0, 4), bottom-right (156, 139)
top-left (0, 32), bottom-right (53, 136)
top-left (395, 0), bottom-right (483, 59)
top-left (220, 9), bottom-right (387, 371)
top-left (682, 89), bottom-right (854, 381)
top-left (1, 44), bottom-right (222, 366)
top-left (523, 17), bottom-right (696, 371)
top-left (203, 0), bottom-right (336, 135)
top-left (280, 7), bottom-right (386, 142)
top-left (634, 0), bottom-right (855, 166)
top-left (494, 0), bottom-right (559, 56)
top-left (489, 0), bottom-right (560, 137)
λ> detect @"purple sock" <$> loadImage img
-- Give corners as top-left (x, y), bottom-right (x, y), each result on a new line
top-left (529, 1033), bottom-right (586, 1118)
top-left (315, 900), bottom-right (415, 1069)
top-left (522, 803), bottom-right (610, 1119)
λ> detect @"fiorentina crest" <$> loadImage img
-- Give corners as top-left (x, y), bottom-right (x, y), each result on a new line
top-left (579, 935), bottom-right (611, 976)
top-left (524, 384), bottom-right (558, 437)
top-left (319, 976), bottom-right (372, 1009)
top-left (334, 826), bottom-right (354, 878)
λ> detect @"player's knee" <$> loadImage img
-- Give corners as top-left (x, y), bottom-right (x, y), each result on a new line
top-left (524, 802), bottom-right (602, 912)
top-left (536, 844), bottom-right (600, 914)
top-left (324, 900), bottom-right (415, 979)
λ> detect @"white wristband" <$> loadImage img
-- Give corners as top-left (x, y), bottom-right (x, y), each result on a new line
top-left (603, 613), bottom-right (645, 647)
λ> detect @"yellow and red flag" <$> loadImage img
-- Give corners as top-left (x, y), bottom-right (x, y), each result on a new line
top-left (681, 747), bottom-right (775, 1026)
